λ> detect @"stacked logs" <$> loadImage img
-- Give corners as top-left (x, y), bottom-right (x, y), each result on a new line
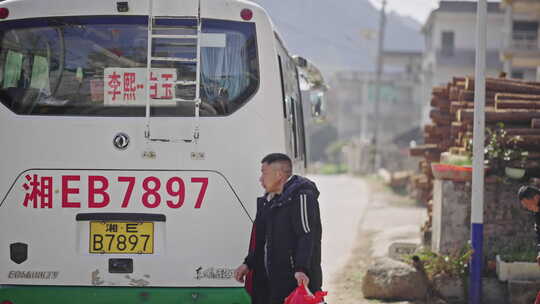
top-left (409, 76), bottom-right (540, 240)
top-left (409, 78), bottom-right (460, 206)
top-left (455, 77), bottom-right (540, 154)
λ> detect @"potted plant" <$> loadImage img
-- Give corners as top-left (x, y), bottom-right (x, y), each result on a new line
top-left (495, 240), bottom-right (540, 281)
top-left (410, 246), bottom-right (473, 302)
top-left (503, 138), bottom-right (528, 179)
top-left (485, 122), bottom-right (528, 178)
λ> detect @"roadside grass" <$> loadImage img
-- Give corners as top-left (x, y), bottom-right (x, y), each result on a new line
top-left (318, 163), bottom-right (348, 175)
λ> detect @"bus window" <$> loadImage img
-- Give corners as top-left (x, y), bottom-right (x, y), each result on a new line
top-left (278, 55), bottom-right (294, 157)
top-left (290, 97), bottom-right (298, 158)
top-left (297, 97), bottom-right (308, 168)
top-left (277, 55), bottom-right (287, 119)
top-left (295, 91), bottom-right (307, 163)
top-left (199, 19), bottom-right (259, 116)
top-left (292, 66), bottom-right (306, 162)
top-left (0, 16), bottom-right (259, 116)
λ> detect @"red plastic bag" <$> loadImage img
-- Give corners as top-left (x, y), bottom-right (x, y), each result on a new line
top-left (534, 290), bottom-right (540, 304)
top-left (284, 284), bottom-right (328, 304)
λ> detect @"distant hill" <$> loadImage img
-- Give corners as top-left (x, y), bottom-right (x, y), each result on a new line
top-left (252, 0), bottom-right (424, 75)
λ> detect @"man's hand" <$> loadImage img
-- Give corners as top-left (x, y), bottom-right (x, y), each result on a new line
top-left (234, 264), bottom-right (249, 283)
top-left (536, 255), bottom-right (540, 267)
top-left (294, 271), bottom-right (310, 286)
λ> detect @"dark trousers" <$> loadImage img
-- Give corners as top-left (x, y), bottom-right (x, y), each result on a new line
top-left (252, 284), bottom-right (288, 304)
top-left (253, 292), bottom-right (271, 304)
top-left (252, 279), bottom-right (271, 304)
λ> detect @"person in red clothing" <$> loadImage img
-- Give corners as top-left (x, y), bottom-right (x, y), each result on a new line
top-left (234, 153), bottom-right (323, 304)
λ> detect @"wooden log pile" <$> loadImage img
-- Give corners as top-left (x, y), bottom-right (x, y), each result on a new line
top-left (409, 78), bottom-right (458, 207)
top-left (457, 78), bottom-right (540, 153)
top-left (410, 76), bottom-right (540, 237)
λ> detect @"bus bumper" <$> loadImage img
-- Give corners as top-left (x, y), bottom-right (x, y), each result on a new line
top-left (0, 285), bottom-right (251, 304)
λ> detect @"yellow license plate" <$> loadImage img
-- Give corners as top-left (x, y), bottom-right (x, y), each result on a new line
top-left (89, 222), bottom-right (154, 254)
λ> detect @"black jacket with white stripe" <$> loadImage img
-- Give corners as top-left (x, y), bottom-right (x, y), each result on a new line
top-left (253, 175), bottom-right (322, 302)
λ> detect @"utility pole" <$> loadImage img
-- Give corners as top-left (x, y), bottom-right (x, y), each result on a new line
top-left (372, 0), bottom-right (387, 172)
top-left (470, 1), bottom-right (487, 303)
top-left (359, 29), bottom-right (376, 143)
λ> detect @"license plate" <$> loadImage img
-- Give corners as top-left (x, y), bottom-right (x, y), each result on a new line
top-left (89, 222), bottom-right (154, 254)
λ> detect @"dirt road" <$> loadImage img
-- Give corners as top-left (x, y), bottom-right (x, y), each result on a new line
top-left (309, 174), bottom-right (426, 303)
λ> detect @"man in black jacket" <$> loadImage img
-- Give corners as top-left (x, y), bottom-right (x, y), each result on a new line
top-left (234, 153), bottom-right (323, 304)
top-left (517, 185), bottom-right (540, 266)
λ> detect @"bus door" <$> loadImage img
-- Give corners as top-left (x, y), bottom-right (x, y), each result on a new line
top-left (276, 49), bottom-right (306, 170)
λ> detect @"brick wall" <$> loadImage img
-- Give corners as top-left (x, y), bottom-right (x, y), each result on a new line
top-left (432, 179), bottom-right (536, 259)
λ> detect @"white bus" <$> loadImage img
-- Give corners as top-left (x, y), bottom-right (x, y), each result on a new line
top-left (0, 0), bottom-right (309, 303)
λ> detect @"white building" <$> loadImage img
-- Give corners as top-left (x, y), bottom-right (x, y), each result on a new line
top-left (421, 1), bottom-right (505, 122)
top-left (501, 0), bottom-right (540, 80)
top-left (327, 70), bottom-right (421, 142)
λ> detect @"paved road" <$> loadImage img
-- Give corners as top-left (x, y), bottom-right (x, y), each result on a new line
top-left (308, 175), bottom-right (372, 290)
top-left (309, 174), bottom-right (426, 298)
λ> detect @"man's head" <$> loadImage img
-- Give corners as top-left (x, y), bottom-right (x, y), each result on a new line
top-left (518, 185), bottom-right (540, 212)
top-left (260, 153), bottom-right (292, 193)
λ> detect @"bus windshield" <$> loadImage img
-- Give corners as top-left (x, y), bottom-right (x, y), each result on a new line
top-left (0, 16), bottom-right (259, 116)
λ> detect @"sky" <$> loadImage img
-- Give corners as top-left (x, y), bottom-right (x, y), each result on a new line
top-left (368, 0), bottom-right (440, 24)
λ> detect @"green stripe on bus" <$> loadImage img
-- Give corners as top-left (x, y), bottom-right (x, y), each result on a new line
top-left (0, 286), bottom-right (250, 304)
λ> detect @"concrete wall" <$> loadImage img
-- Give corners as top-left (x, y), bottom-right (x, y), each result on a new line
top-left (432, 180), bottom-right (471, 254)
top-left (432, 179), bottom-right (536, 259)
top-left (433, 13), bottom-right (505, 50)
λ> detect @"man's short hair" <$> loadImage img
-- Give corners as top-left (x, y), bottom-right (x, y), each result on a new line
top-left (261, 153), bottom-right (292, 176)
top-left (517, 185), bottom-right (540, 201)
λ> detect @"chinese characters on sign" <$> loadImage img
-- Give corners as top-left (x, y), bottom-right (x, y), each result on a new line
top-left (195, 267), bottom-right (234, 280)
top-left (20, 174), bottom-right (208, 209)
top-left (104, 68), bottom-right (177, 105)
top-left (22, 174), bottom-right (53, 209)
top-left (105, 223), bottom-right (118, 233)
